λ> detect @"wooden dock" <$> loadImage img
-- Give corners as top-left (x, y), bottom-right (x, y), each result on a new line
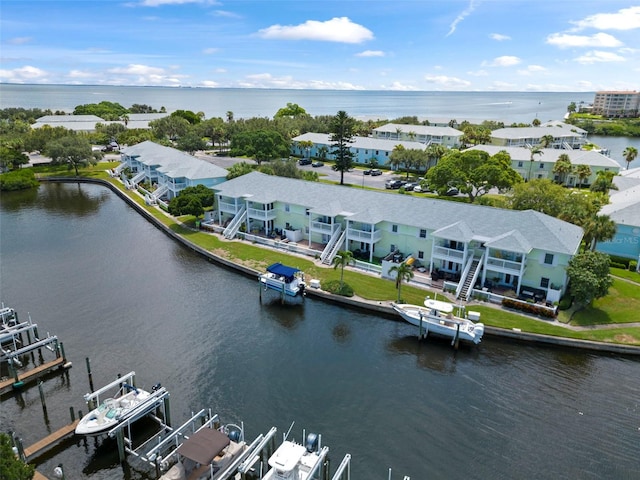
top-left (33, 471), bottom-right (49, 480)
top-left (24, 420), bottom-right (79, 461)
top-left (0, 357), bottom-right (69, 395)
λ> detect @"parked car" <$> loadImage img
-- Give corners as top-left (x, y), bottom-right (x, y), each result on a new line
top-left (370, 169), bottom-right (382, 176)
top-left (102, 142), bottom-right (119, 152)
top-left (363, 169), bottom-right (371, 175)
top-left (445, 187), bottom-right (459, 196)
top-left (385, 179), bottom-right (403, 189)
top-left (311, 161), bottom-right (324, 168)
top-left (298, 158), bottom-right (312, 165)
top-left (403, 182), bottom-right (418, 191)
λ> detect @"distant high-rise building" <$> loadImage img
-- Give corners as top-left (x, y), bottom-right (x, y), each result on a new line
top-left (592, 91), bottom-right (639, 118)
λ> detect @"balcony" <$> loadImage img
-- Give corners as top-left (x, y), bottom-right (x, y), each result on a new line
top-left (219, 200), bottom-right (241, 214)
top-left (433, 245), bottom-right (464, 260)
top-left (311, 221), bottom-right (339, 234)
top-left (247, 207), bottom-right (276, 221)
top-left (347, 227), bottom-right (382, 243)
top-left (486, 256), bottom-right (523, 273)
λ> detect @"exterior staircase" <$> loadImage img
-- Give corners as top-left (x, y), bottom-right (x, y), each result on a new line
top-left (146, 184), bottom-right (169, 205)
top-left (223, 206), bottom-right (246, 239)
top-left (322, 230), bottom-right (346, 265)
top-left (320, 225), bottom-right (343, 264)
top-left (457, 251), bottom-right (484, 301)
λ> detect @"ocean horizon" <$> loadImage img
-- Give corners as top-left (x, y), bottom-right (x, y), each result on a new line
top-left (0, 83), bottom-right (593, 124)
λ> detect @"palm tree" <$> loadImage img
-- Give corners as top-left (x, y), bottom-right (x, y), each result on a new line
top-left (623, 146), bottom-right (638, 170)
top-left (332, 250), bottom-right (353, 290)
top-left (226, 111), bottom-right (234, 123)
top-left (583, 214), bottom-right (617, 251)
top-left (539, 134), bottom-right (554, 148)
top-left (552, 153), bottom-right (572, 185)
top-left (120, 113), bottom-right (129, 127)
top-left (574, 164), bottom-right (592, 189)
top-left (389, 262), bottom-right (414, 302)
top-left (425, 144), bottom-right (447, 170)
top-left (527, 146), bottom-right (543, 181)
top-left (317, 145), bottom-right (328, 160)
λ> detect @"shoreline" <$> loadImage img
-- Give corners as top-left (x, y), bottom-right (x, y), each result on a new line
top-left (39, 176), bottom-right (640, 356)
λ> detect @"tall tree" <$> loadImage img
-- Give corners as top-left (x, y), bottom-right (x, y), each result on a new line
top-left (46, 135), bottom-right (100, 176)
top-left (552, 153), bottom-right (572, 185)
top-left (0, 433), bottom-right (34, 480)
top-left (329, 111), bottom-right (356, 185)
top-left (507, 179), bottom-right (567, 217)
top-left (527, 146), bottom-right (543, 181)
top-left (567, 251), bottom-right (613, 309)
top-left (574, 164), bottom-right (592, 189)
top-left (390, 262), bottom-right (414, 302)
top-left (332, 250), bottom-right (353, 290)
top-left (583, 214), bottom-right (617, 251)
top-left (274, 103), bottom-right (308, 118)
top-left (590, 170), bottom-right (618, 193)
top-left (425, 143), bottom-right (447, 170)
top-left (623, 146), bottom-right (638, 170)
top-left (539, 134), bottom-right (555, 148)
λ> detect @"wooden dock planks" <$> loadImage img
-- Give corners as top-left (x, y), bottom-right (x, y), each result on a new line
top-left (24, 420), bottom-right (79, 461)
top-left (0, 357), bottom-right (67, 394)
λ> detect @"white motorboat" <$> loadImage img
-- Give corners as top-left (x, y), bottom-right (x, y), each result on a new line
top-left (263, 433), bottom-right (328, 480)
top-left (75, 383), bottom-right (152, 436)
top-left (259, 263), bottom-right (306, 298)
top-left (392, 298), bottom-right (485, 345)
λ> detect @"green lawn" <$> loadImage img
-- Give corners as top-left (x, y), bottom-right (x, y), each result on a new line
top-left (37, 169), bottom-right (640, 346)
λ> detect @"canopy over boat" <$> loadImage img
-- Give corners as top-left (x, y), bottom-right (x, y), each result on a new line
top-left (176, 428), bottom-right (230, 464)
top-left (423, 299), bottom-right (454, 314)
top-left (266, 263), bottom-right (300, 281)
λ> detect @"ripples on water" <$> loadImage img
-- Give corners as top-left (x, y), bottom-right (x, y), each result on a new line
top-left (1, 183), bottom-right (638, 480)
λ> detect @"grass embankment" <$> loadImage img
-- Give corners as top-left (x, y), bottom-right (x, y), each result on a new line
top-left (32, 164), bottom-right (640, 346)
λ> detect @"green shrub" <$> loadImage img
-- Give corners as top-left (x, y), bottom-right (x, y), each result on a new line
top-left (323, 280), bottom-right (354, 297)
top-left (0, 169), bottom-right (39, 191)
top-left (630, 260), bottom-right (638, 272)
top-left (609, 255), bottom-right (630, 268)
top-left (502, 297), bottom-right (557, 318)
top-left (611, 261), bottom-right (627, 269)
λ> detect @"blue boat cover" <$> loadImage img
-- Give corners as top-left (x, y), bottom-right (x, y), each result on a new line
top-left (266, 262), bottom-right (299, 280)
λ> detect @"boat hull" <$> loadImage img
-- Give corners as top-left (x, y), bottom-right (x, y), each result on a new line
top-left (75, 388), bottom-right (151, 436)
top-left (393, 304), bottom-right (484, 345)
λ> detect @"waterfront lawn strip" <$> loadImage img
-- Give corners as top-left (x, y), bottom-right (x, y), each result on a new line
top-left (610, 268), bottom-right (640, 283)
top-left (570, 278), bottom-right (640, 326)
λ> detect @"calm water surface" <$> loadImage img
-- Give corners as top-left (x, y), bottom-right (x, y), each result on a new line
top-left (0, 183), bottom-right (639, 480)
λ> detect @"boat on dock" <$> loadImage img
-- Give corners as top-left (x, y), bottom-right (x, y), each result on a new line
top-left (0, 306), bottom-right (19, 331)
top-left (392, 298), bottom-right (484, 345)
top-left (259, 263), bottom-right (306, 298)
top-left (263, 432), bottom-right (329, 480)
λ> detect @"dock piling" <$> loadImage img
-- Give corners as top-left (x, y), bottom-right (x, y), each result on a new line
top-left (69, 406), bottom-right (75, 422)
top-left (38, 381), bottom-right (47, 413)
top-left (86, 357), bottom-right (95, 392)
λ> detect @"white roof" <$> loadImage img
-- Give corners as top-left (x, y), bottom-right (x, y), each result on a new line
top-left (467, 145), bottom-right (621, 169)
top-left (293, 133), bottom-right (427, 151)
top-left (491, 125), bottom-right (586, 139)
top-left (373, 123), bottom-right (463, 137)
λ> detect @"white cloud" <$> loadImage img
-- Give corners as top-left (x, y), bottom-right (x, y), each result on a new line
top-left (7, 37), bottom-right (32, 45)
top-left (381, 82), bottom-right (419, 91)
top-left (202, 47), bottom-right (219, 54)
top-left (236, 73), bottom-right (364, 90)
top-left (200, 80), bottom-right (219, 87)
top-left (447, 0), bottom-right (477, 37)
top-left (489, 33), bottom-right (510, 41)
top-left (546, 32), bottom-right (623, 48)
top-left (424, 74), bottom-right (471, 88)
top-left (0, 65), bottom-right (48, 82)
top-left (490, 81), bottom-right (517, 89)
top-left (214, 68), bottom-right (226, 73)
top-left (467, 69), bottom-right (488, 76)
top-left (355, 50), bottom-right (384, 57)
top-left (574, 50), bottom-right (626, 64)
top-left (108, 64), bottom-right (166, 75)
top-left (481, 56), bottom-right (521, 67)
top-left (517, 65), bottom-right (547, 75)
top-left (68, 70), bottom-right (93, 78)
top-left (213, 10), bottom-right (241, 18)
top-left (139, 0), bottom-right (218, 6)
top-left (571, 6), bottom-right (640, 31)
top-left (257, 17), bottom-right (374, 44)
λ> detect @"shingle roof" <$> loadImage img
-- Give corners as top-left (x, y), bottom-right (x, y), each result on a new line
top-left (373, 123), bottom-right (463, 137)
top-left (485, 230), bottom-right (532, 254)
top-left (491, 125), bottom-right (586, 139)
top-left (467, 145), bottom-right (620, 169)
top-left (122, 141), bottom-right (228, 179)
top-left (601, 184), bottom-right (640, 227)
top-left (293, 133), bottom-right (427, 151)
top-left (215, 172), bottom-right (584, 255)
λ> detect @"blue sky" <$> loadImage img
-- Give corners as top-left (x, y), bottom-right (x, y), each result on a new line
top-left (1, 0), bottom-right (638, 91)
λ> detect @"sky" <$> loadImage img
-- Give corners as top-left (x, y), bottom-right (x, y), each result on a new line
top-left (1, 0), bottom-right (639, 91)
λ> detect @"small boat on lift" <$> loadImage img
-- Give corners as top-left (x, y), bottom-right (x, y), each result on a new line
top-left (263, 432), bottom-right (329, 480)
top-left (392, 297), bottom-right (485, 345)
top-left (259, 263), bottom-right (306, 298)
top-left (75, 383), bottom-right (154, 436)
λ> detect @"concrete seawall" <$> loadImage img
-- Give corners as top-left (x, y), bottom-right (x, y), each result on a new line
top-left (40, 177), bottom-right (640, 356)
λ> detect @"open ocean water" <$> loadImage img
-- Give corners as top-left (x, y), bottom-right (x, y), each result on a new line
top-left (1, 84), bottom-right (639, 167)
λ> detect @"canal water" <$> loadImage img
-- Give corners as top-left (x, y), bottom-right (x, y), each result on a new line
top-left (0, 183), bottom-right (638, 480)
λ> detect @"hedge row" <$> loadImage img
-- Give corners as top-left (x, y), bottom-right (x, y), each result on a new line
top-left (502, 297), bottom-right (557, 318)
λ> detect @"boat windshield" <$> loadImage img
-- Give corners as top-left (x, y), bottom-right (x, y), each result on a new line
top-left (424, 299), bottom-right (454, 314)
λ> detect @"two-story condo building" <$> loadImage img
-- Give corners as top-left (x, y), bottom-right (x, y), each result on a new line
top-left (291, 133), bottom-right (427, 166)
top-left (118, 141), bottom-right (228, 201)
top-left (490, 124), bottom-right (588, 150)
top-left (212, 172), bottom-right (583, 303)
top-left (370, 123), bottom-right (463, 148)
top-left (467, 145), bottom-right (620, 185)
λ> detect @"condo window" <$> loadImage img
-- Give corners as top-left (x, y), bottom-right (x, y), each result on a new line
top-left (418, 251), bottom-right (424, 259)
top-left (392, 224), bottom-right (398, 233)
top-left (544, 253), bottom-right (554, 265)
top-left (419, 229), bottom-right (427, 238)
top-left (518, 161), bottom-right (523, 167)
top-left (540, 277), bottom-right (550, 288)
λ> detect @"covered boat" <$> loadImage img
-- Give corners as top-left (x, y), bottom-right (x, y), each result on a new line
top-left (259, 263), bottom-right (306, 298)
